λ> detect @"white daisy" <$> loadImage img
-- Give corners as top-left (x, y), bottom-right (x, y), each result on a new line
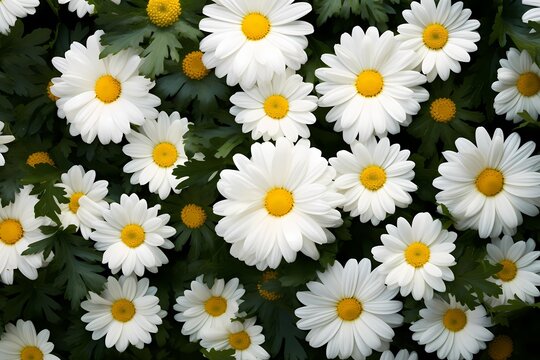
top-left (123, 111), bottom-right (189, 200)
top-left (0, 0), bottom-right (39, 35)
top-left (0, 186), bottom-right (52, 285)
top-left (410, 295), bottom-right (494, 360)
top-left (0, 121), bottom-right (15, 166)
top-left (90, 193), bottom-right (175, 276)
top-left (329, 137), bottom-right (417, 225)
top-left (56, 165), bottom-right (109, 240)
top-left (0, 320), bottom-right (59, 360)
top-left (174, 275), bottom-right (245, 342)
top-left (58, 0), bottom-right (94, 18)
top-left (199, 0), bottom-right (314, 89)
top-left (200, 317), bottom-right (270, 360)
top-left (316, 26), bottom-right (428, 143)
top-left (492, 48), bottom-right (540, 123)
top-left (230, 70), bottom-right (317, 142)
top-left (381, 350), bottom-right (418, 360)
top-left (51, 30), bottom-right (160, 144)
top-left (81, 275), bottom-right (166, 352)
top-left (213, 137), bottom-right (343, 270)
top-left (295, 259), bottom-right (403, 360)
top-left (522, 0), bottom-right (540, 26)
top-left (485, 235), bottom-right (540, 306)
top-left (397, 0), bottom-right (481, 82)
top-left (433, 127), bottom-right (540, 238)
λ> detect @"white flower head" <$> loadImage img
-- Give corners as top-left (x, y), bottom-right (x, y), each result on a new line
top-left (522, 0), bottom-right (540, 27)
top-left (58, 0), bottom-right (95, 18)
top-left (0, 0), bottom-right (39, 35)
top-left (0, 121), bottom-right (15, 166)
top-left (380, 350), bottom-right (418, 360)
top-left (0, 320), bottom-right (59, 360)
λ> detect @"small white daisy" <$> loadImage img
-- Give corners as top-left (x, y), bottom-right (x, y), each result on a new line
top-left (295, 258), bottom-right (403, 360)
top-left (58, 0), bottom-right (94, 18)
top-left (522, 0), bottom-right (540, 26)
top-left (0, 121), bottom-right (15, 166)
top-left (199, 0), bottom-right (314, 88)
top-left (492, 48), bottom-right (540, 123)
top-left (0, 0), bottom-right (39, 35)
top-left (329, 137), bottom-right (417, 225)
top-left (381, 349), bottom-right (418, 360)
top-left (174, 275), bottom-right (245, 342)
top-left (51, 30), bottom-right (160, 144)
top-left (410, 295), bottom-right (494, 360)
top-left (316, 26), bottom-right (428, 143)
top-left (230, 70), bottom-right (317, 142)
top-left (90, 193), bottom-right (175, 276)
top-left (397, 0), bottom-right (481, 82)
top-left (0, 320), bottom-right (59, 360)
top-left (433, 127), bottom-right (540, 238)
top-left (485, 235), bottom-right (540, 306)
top-left (81, 275), bottom-right (166, 352)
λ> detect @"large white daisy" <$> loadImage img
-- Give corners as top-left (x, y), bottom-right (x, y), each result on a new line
top-left (329, 137), bottom-right (417, 225)
top-left (0, 320), bottom-right (59, 360)
top-left (90, 193), bottom-right (175, 276)
top-left (58, 0), bottom-right (94, 18)
top-left (381, 350), bottom-right (418, 360)
top-left (316, 26), bottom-right (428, 143)
top-left (51, 30), bottom-right (161, 144)
top-left (199, 0), bottom-right (314, 89)
top-left (213, 137), bottom-right (343, 270)
top-left (433, 127), bottom-right (540, 238)
top-left (523, 0), bottom-right (540, 26)
top-left (295, 258), bottom-right (403, 360)
top-left (397, 0), bottom-right (481, 82)
top-left (0, 121), bottom-right (15, 166)
top-left (81, 275), bottom-right (166, 352)
top-left (0, 0), bottom-right (39, 35)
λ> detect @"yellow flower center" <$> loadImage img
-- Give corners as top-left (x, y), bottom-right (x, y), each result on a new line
top-left (0, 219), bottom-right (24, 245)
top-left (242, 13), bottom-right (271, 41)
top-left (120, 224), bottom-right (145, 248)
top-left (204, 296), bottom-right (227, 317)
top-left (360, 165), bottom-right (386, 191)
top-left (263, 95), bottom-right (289, 119)
top-left (443, 308), bottom-right (467, 332)
top-left (20, 346), bottom-right (43, 360)
top-left (516, 71), bottom-right (540, 97)
top-left (69, 192), bottom-right (85, 214)
top-left (146, 0), bottom-right (181, 27)
top-left (180, 204), bottom-right (207, 229)
top-left (182, 51), bottom-right (209, 80)
top-left (404, 242), bottom-right (431, 268)
top-left (497, 259), bottom-right (518, 282)
top-left (423, 23), bottom-right (449, 50)
top-left (94, 75), bottom-right (121, 104)
top-left (429, 98), bottom-right (456, 123)
top-left (26, 151), bottom-right (54, 167)
top-left (488, 335), bottom-right (513, 360)
top-left (228, 331), bottom-right (251, 350)
top-left (355, 70), bottom-right (384, 97)
top-left (111, 299), bottom-right (136, 322)
top-left (46, 81), bottom-right (59, 102)
top-left (475, 168), bottom-right (504, 197)
top-left (336, 298), bottom-right (363, 321)
top-left (152, 142), bottom-right (178, 168)
top-left (264, 188), bottom-right (294, 217)
top-left (257, 270), bottom-right (281, 301)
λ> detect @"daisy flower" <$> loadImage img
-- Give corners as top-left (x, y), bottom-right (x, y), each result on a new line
top-left (329, 137), bottom-right (417, 225)
top-left (487, 335), bottom-right (513, 360)
top-left (199, 0), bottom-right (314, 88)
top-left (0, 320), bottom-right (59, 360)
top-left (230, 70), bottom-right (317, 142)
top-left (381, 350), bottom-right (418, 360)
top-left (410, 295), bottom-right (494, 360)
top-left (123, 111), bottom-right (189, 200)
top-left (90, 193), bottom-right (175, 276)
top-left (213, 137), bottom-right (343, 270)
top-left (433, 127), bottom-right (540, 238)
top-left (51, 30), bottom-right (160, 144)
top-left (372, 212), bottom-right (457, 300)
top-left (492, 48), bottom-right (540, 123)
top-left (484, 235), bottom-right (540, 306)
top-left (295, 259), bottom-right (403, 360)
top-left (397, 0), bottom-right (481, 82)
top-left (58, 0), bottom-right (94, 18)
top-left (200, 317), bottom-right (270, 360)
top-left (0, 0), bottom-right (39, 35)
top-left (174, 275), bottom-right (245, 342)
top-left (522, 1), bottom-right (540, 26)
top-left (0, 186), bottom-right (52, 285)
top-left (81, 275), bottom-right (166, 352)
top-left (316, 26), bottom-right (428, 143)
top-left (0, 121), bottom-right (15, 166)
top-left (56, 165), bottom-right (109, 240)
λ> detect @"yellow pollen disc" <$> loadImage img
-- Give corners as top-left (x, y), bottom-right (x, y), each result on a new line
top-left (182, 51), bottom-right (209, 80)
top-left (423, 23), bottom-right (449, 50)
top-left (94, 75), bottom-right (121, 104)
top-left (20, 346), bottom-right (43, 360)
top-left (152, 142), bottom-right (178, 168)
top-left (336, 298), bottom-right (363, 321)
top-left (443, 308), bottom-right (467, 332)
top-left (120, 224), bottom-right (145, 248)
top-left (146, 0), bottom-right (181, 27)
top-left (264, 188), bottom-right (294, 217)
top-left (475, 168), bottom-right (504, 197)
top-left (355, 70), bottom-right (384, 97)
top-left (180, 204), bottom-right (207, 229)
top-left (204, 296), bottom-right (227, 317)
top-left (111, 299), bottom-right (136, 322)
top-left (46, 81), bottom-right (59, 102)
top-left (497, 259), bottom-right (518, 282)
top-left (360, 165), bottom-right (386, 191)
top-left (228, 331), bottom-right (251, 350)
top-left (257, 270), bottom-right (281, 301)
top-left (263, 95), bottom-right (289, 119)
top-left (26, 151), bottom-right (54, 167)
top-left (0, 219), bottom-right (24, 245)
top-left (516, 72), bottom-right (540, 97)
top-left (69, 192), bottom-right (85, 214)
top-left (404, 242), bottom-right (431, 268)
top-left (242, 13), bottom-right (271, 41)
top-left (429, 98), bottom-right (456, 123)
top-left (488, 335), bottom-right (513, 360)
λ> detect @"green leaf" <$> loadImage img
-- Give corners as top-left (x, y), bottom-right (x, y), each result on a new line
top-left (140, 31), bottom-right (183, 77)
top-left (200, 348), bottom-right (235, 360)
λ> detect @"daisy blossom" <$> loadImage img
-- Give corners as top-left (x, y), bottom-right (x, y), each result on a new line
top-left (58, 0), bottom-right (94, 18)
top-left (381, 350), bottom-right (418, 360)
top-left (0, 320), bottom-right (59, 360)
top-left (0, 121), bottom-right (15, 166)
top-left (0, 0), bottom-right (39, 35)
top-left (522, 0), bottom-right (540, 26)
